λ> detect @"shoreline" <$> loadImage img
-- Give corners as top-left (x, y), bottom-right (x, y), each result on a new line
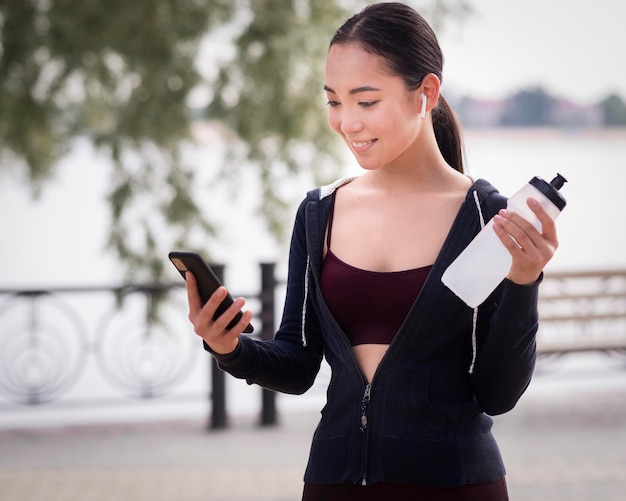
top-left (464, 125), bottom-right (626, 141)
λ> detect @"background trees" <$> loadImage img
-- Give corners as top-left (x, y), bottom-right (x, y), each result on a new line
top-left (1, 0), bottom-right (234, 280)
top-left (499, 87), bottom-right (556, 127)
top-left (600, 94), bottom-right (626, 126)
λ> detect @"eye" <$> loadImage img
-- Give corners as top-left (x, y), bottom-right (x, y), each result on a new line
top-left (359, 101), bottom-right (379, 108)
top-left (326, 100), bottom-right (340, 107)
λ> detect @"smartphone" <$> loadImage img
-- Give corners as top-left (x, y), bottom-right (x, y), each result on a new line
top-left (168, 251), bottom-right (254, 333)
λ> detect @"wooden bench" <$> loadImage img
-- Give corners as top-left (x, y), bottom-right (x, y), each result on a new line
top-left (536, 269), bottom-right (626, 357)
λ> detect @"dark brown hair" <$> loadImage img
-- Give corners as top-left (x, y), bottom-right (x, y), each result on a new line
top-left (330, 2), bottom-right (464, 173)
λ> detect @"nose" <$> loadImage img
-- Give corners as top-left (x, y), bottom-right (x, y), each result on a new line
top-left (339, 109), bottom-right (364, 135)
top-left (342, 121), bottom-right (363, 135)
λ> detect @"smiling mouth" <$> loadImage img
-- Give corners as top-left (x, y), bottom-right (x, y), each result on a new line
top-left (350, 139), bottom-right (376, 148)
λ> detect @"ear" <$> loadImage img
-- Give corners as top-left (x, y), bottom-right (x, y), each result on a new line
top-left (419, 73), bottom-right (442, 115)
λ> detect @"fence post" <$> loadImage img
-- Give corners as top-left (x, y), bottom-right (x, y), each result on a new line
top-left (259, 262), bottom-right (278, 426)
top-left (208, 264), bottom-right (228, 430)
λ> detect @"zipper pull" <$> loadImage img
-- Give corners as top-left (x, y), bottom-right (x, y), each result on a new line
top-left (360, 384), bottom-right (372, 432)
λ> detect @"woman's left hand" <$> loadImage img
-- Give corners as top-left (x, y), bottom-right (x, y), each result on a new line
top-left (493, 197), bottom-right (559, 285)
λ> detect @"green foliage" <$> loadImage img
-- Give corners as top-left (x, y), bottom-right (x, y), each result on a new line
top-left (0, 0), bottom-right (233, 281)
top-left (206, 0), bottom-right (350, 239)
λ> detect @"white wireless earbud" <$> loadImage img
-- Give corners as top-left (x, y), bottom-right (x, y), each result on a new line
top-left (420, 93), bottom-right (427, 119)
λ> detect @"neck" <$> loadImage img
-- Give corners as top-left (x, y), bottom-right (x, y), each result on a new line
top-left (367, 143), bottom-right (459, 193)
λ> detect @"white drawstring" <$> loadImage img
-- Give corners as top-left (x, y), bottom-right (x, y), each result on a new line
top-left (301, 256), bottom-right (310, 347)
top-left (468, 190), bottom-right (486, 374)
top-left (469, 308), bottom-right (478, 374)
top-left (473, 190), bottom-right (486, 228)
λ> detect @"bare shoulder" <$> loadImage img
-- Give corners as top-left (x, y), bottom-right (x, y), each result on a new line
top-left (332, 175), bottom-right (380, 206)
top-left (448, 171), bottom-right (474, 195)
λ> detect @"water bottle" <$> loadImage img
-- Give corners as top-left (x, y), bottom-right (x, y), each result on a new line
top-left (441, 174), bottom-right (567, 307)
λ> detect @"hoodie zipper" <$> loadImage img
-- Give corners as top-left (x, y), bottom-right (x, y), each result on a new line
top-left (360, 383), bottom-right (372, 485)
top-left (307, 254), bottom-right (380, 485)
top-left (360, 383), bottom-right (372, 432)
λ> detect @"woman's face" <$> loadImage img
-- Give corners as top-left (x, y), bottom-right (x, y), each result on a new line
top-left (324, 43), bottom-right (424, 171)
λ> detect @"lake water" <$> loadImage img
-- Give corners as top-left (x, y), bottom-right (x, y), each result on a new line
top-left (460, 128), bottom-right (626, 272)
top-left (0, 127), bottom-right (625, 429)
top-left (1, 127), bottom-right (625, 287)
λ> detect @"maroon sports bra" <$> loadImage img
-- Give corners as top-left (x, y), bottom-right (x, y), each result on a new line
top-left (320, 193), bottom-right (432, 346)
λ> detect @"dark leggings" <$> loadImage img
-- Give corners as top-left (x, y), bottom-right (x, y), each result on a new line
top-left (302, 478), bottom-right (508, 501)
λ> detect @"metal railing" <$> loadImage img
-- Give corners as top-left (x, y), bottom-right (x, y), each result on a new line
top-left (537, 269), bottom-right (626, 357)
top-left (0, 263), bottom-right (280, 429)
top-left (1, 266), bottom-right (624, 428)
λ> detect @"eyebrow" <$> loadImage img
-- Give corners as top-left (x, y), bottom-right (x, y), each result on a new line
top-left (323, 85), bottom-right (382, 95)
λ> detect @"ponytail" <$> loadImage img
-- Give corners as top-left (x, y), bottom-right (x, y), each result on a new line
top-left (432, 95), bottom-right (464, 173)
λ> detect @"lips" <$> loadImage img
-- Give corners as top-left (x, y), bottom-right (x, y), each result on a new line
top-left (350, 138), bottom-right (377, 149)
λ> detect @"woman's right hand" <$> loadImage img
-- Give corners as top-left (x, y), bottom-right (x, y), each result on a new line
top-left (185, 272), bottom-right (253, 355)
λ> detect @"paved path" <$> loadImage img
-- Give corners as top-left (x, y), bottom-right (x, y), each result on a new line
top-left (1, 354), bottom-right (625, 500)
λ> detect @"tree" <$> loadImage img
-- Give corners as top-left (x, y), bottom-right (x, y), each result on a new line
top-left (1, 0), bottom-right (472, 282)
top-left (205, 0), bottom-right (348, 240)
top-left (499, 87), bottom-right (556, 127)
top-left (600, 94), bottom-right (626, 126)
top-left (0, 0), bottom-right (234, 281)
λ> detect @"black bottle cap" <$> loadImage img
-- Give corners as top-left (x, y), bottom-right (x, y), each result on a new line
top-left (529, 173), bottom-right (567, 211)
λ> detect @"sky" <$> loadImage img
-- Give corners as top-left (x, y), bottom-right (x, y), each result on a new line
top-left (436, 0), bottom-right (626, 104)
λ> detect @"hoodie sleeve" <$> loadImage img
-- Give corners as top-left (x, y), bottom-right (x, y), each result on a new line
top-left (208, 196), bottom-right (325, 395)
top-left (469, 272), bottom-right (541, 416)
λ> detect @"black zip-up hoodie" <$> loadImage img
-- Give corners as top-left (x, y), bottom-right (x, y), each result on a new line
top-left (210, 177), bottom-right (540, 487)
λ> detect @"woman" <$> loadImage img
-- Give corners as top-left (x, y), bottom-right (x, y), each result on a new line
top-left (185, 3), bottom-right (558, 500)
